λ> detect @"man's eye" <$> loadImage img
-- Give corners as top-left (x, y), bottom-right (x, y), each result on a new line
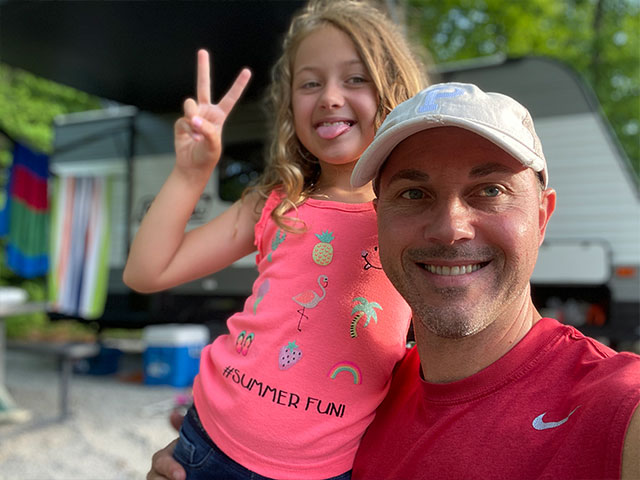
top-left (480, 186), bottom-right (502, 197)
top-left (400, 189), bottom-right (424, 200)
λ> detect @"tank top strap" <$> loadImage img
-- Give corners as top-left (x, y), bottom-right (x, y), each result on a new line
top-left (254, 189), bottom-right (285, 263)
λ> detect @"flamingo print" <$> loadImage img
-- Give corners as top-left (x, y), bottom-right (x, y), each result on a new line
top-left (292, 274), bottom-right (328, 331)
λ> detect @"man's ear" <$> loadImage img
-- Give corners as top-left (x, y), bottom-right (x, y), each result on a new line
top-left (538, 188), bottom-right (556, 246)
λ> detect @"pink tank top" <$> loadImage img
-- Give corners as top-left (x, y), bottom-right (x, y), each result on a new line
top-left (193, 190), bottom-right (412, 479)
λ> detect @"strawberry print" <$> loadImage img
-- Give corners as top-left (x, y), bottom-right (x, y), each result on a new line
top-left (278, 341), bottom-right (303, 370)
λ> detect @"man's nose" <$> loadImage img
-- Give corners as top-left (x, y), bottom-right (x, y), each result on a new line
top-left (424, 198), bottom-right (475, 244)
top-left (320, 81), bottom-right (344, 109)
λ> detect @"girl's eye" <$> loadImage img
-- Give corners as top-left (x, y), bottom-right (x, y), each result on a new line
top-left (480, 186), bottom-right (502, 197)
top-left (347, 76), bottom-right (366, 84)
top-left (400, 189), bottom-right (425, 200)
top-left (301, 81), bottom-right (320, 89)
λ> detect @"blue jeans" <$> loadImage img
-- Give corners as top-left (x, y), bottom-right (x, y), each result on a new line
top-left (174, 406), bottom-right (352, 480)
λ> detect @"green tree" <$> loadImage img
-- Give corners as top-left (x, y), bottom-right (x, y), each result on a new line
top-left (0, 63), bottom-right (102, 152)
top-left (407, 0), bottom-right (640, 178)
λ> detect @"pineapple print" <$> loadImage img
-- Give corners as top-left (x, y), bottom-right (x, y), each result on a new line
top-left (313, 230), bottom-right (335, 265)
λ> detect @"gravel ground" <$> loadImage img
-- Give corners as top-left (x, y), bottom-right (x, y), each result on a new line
top-left (0, 348), bottom-right (185, 480)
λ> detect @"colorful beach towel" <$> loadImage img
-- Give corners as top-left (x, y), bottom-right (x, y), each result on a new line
top-left (1, 142), bottom-right (49, 278)
top-left (48, 175), bottom-right (112, 319)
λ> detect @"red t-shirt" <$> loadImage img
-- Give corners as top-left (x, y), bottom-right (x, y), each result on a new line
top-left (353, 317), bottom-right (640, 479)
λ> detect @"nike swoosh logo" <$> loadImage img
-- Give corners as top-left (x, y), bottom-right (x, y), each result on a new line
top-left (532, 406), bottom-right (581, 430)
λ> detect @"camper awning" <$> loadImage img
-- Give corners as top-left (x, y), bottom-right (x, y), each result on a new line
top-left (0, 1), bottom-right (305, 112)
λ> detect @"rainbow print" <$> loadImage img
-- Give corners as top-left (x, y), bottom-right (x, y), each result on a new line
top-left (328, 361), bottom-right (362, 385)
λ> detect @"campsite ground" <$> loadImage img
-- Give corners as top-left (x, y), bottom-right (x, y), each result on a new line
top-left (0, 348), bottom-right (181, 480)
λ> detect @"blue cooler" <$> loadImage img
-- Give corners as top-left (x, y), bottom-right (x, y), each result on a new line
top-left (143, 324), bottom-right (209, 387)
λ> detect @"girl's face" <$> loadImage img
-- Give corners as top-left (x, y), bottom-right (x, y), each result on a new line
top-left (291, 25), bottom-right (378, 171)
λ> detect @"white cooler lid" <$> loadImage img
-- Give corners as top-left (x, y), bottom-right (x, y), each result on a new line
top-left (143, 323), bottom-right (210, 346)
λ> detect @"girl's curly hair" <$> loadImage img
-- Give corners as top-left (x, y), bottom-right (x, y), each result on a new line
top-left (246, 0), bottom-right (430, 232)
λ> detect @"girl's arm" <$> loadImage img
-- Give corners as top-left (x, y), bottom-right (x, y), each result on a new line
top-left (124, 187), bottom-right (263, 293)
top-left (123, 50), bottom-right (256, 293)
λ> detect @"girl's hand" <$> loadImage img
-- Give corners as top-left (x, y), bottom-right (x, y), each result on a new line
top-left (174, 49), bottom-right (251, 177)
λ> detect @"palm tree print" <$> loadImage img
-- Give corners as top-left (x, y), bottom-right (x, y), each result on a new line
top-left (350, 297), bottom-right (383, 338)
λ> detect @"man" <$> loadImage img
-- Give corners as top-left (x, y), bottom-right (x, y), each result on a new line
top-left (148, 83), bottom-right (640, 479)
top-left (349, 82), bottom-right (640, 479)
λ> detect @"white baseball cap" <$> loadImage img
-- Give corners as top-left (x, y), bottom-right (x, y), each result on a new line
top-left (351, 82), bottom-right (548, 188)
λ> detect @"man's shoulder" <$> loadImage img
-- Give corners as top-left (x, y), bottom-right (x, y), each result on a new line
top-left (545, 319), bottom-right (640, 392)
top-left (546, 318), bottom-right (639, 361)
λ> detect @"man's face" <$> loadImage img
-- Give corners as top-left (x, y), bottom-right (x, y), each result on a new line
top-left (375, 127), bottom-right (556, 339)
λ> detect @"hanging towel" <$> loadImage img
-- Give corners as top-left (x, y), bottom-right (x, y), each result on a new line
top-left (0, 181), bottom-right (7, 238)
top-left (48, 175), bottom-right (112, 319)
top-left (2, 143), bottom-right (49, 278)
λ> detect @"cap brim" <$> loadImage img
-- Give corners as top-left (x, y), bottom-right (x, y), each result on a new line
top-left (351, 117), bottom-right (547, 188)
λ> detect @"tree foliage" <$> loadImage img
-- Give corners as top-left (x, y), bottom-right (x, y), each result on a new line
top-left (407, 0), bottom-right (639, 177)
top-left (0, 63), bottom-right (102, 153)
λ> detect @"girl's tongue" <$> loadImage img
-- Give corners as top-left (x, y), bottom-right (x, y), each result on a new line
top-left (316, 122), bottom-right (351, 140)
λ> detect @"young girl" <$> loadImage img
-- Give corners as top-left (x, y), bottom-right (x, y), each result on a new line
top-left (126, 1), bottom-right (428, 478)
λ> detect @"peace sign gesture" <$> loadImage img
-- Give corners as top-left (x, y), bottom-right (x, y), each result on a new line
top-left (174, 49), bottom-right (251, 177)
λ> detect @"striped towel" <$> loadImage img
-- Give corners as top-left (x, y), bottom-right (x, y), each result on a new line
top-left (48, 175), bottom-right (112, 319)
top-left (2, 143), bottom-right (49, 278)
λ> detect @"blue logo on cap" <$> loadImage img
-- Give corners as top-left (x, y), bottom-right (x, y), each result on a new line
top-left (418, 86), bottom-right (464, 113)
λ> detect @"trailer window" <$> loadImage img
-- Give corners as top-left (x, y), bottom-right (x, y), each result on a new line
top-left (218, 140), bottom-right (266, 202)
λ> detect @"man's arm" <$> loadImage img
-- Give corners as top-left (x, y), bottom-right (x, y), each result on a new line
top-left (621, 405), bottom-right (640, 479)
top-left (147, 439), bottom-right (185, 480)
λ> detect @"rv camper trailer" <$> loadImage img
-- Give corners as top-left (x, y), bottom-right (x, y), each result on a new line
top-left (51, 56), bottom-right (639, 347)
